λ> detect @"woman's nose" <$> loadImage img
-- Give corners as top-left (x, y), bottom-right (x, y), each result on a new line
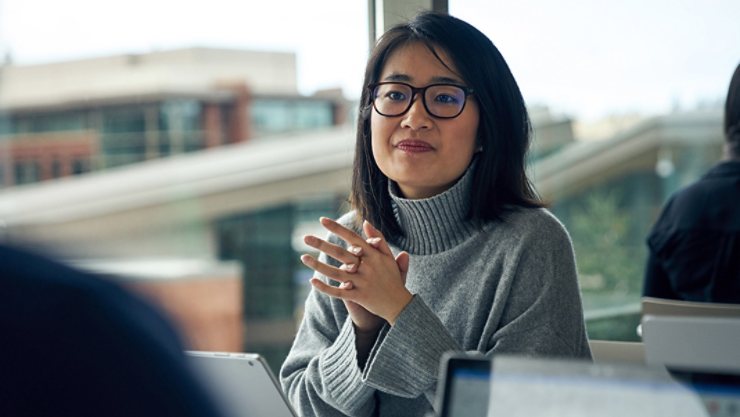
top-left (401, 95), bottom-right (432, 131)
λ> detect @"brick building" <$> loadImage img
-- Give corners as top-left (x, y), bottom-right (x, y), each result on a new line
top-left (0, 47), bottom-right (348, 187)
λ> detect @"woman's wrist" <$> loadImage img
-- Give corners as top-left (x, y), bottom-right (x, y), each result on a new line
top-left (354, 324), bottom-right (382, 370)
top-left (387, 291), bottom-right (414, 326)
top-left (354, 323), bottom-right (382, 338)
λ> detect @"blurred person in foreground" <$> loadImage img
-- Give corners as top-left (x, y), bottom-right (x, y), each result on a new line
top-left (280, 12), bottom-right (591, 417)
top-left (0, 244), bottom-right (225, 417)
top-left (643, 62), bottom-right (740, 303)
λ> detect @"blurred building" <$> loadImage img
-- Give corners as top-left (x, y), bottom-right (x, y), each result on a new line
top-left (0, 47), bottom-right (351, 371)
top-left (0, 47), bottom-right (348, 186)
top-left (0, 126), bottom-right (354, 372)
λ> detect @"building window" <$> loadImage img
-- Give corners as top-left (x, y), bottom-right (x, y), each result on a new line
top-left (52, 160), bottom-right (62, 178)
top-left (214, 194), bottom-right (347, 375)
top-left (3, 111), bottom-right (85, 135)
top-left (14, 160), bottom-right (40, 185)
top-left (252, 99), bottom-right (334, 137)
top-left (72, 159), bottom-right (90, 175)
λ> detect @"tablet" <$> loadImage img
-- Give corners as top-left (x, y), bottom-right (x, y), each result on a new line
top-left (435, 353), bottom-right (492, 417)
top-left (186, 351), bottom-right (297, 417)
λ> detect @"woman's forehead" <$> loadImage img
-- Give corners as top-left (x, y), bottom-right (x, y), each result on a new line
top-left (380, 42), bottom-right (462, 84)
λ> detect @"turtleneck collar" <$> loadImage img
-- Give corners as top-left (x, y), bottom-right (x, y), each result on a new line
top-left (388, 162), bottom-right (479, 255)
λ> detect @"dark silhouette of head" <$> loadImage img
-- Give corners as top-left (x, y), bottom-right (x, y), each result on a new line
top-left (725, 62), bottom-right (740, 160)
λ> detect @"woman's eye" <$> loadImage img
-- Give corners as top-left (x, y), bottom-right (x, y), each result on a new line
top-left (435, 94), bottom-right (458, 104)
top-left (386, 91), bottom-right (407, 101)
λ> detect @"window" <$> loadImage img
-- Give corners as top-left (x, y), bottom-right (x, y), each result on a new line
top-left (14, 160), bottom-right (40, 185)
top-left (252, 99), bottom-right (334, 137)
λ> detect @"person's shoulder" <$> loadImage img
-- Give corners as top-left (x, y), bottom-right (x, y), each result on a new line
top-left (498, 207), bottom-right (568, 237)
top-left (670, 162), bottom-right (740, 205)
top-left (483, 207), bottom-right (572, 252)
top-left (654, 163), bottom-right (739, 229)
top-left (335, 210), bottom-right (360, 230)
top-left (325, 210), bottom-right (362, 246)
top-left (0, 245), bottom-right (182, 346)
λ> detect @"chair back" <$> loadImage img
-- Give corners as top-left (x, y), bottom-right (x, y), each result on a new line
top-left (588, 340), bottom-right (646, 364)
top-left (642, 315), bottom-right (740, 373)
top-left (641, 297), bottom-right (740, 320)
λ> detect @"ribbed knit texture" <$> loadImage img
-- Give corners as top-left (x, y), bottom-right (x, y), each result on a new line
top-left (389, 164), bottom-right (478, 255)
top-left (280, 166), bottom-right (592, 417)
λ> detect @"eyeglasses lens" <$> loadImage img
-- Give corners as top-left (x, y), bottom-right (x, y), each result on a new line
top-left (425, 85), bottom-right (466, 118)
top-left (373, 83), bottom-right (465, 118)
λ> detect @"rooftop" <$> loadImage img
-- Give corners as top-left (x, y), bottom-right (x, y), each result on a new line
top-left (0, 47), bottom-right (298, 111)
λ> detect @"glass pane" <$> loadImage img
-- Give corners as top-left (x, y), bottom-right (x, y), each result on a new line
top-left (452, 0), bottom-right (737, 341)
top-left (0, 0), bottom-right (364, 374)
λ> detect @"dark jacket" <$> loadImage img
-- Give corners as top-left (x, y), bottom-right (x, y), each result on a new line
top-left (0, 245), bottom-right (224, 417)
top-left (643, 160), bottom-right (740, 303)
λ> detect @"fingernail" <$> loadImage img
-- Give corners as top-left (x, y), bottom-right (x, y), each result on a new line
top-left (350, 246), bottom-right (362, 255)
top-left (320, 217), bottom-right (330, 225)
top-left (301, 255), bottom-right (310, 264)
top-left (310, 278), bottom-right (319, 287)
top-left (347, 263), bottom-right (357, 272)
top-left (304, 236), bottom-right (314, 244)
top-left (368, 237), bottom-right (381, 244)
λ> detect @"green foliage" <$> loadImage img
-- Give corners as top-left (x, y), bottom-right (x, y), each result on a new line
top-left (568, 190), bottom-right (645, 295)
top-left (585, 313), bottom-right (642, 342)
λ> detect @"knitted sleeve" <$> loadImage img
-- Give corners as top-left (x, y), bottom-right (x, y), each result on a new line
top-left (361, 295), bottom-right (461, 405)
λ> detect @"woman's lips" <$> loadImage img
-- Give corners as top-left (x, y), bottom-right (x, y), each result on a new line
top-left (396, 139), bottom-right (434, 153)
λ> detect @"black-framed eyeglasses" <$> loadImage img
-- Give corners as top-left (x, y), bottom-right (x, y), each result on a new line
top-left (367, 82), bottom-right (475, 119)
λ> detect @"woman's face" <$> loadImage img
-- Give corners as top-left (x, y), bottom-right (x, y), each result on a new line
top-left (371, 42), bottom-right (480, 200)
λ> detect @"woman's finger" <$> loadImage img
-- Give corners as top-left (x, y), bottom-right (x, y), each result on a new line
top-left (339, 263), bottom-right (359, 273)
top-left (320, 217), bottom-right (366, 247)
top-left (301, 255), bottom-right (349, 283)
top-left (311, 278), bottom-right (354, 300)
top-left (363, 220), bottom-right (393, 256)
top-left (303, 235), bottom-right (362, 264)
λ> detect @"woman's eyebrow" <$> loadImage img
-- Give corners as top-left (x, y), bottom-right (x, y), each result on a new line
top-left (429, 76), bottom-right (461, 84)
top-left (383, 73), bottom-right (411, 82)
top-left (382, 74), bottom-right (462, 85)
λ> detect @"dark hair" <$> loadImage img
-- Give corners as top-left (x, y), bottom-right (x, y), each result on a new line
top-left (725, 62), bottom-right (740, 160)
top-left (350, 11), bottom-right (543, 240)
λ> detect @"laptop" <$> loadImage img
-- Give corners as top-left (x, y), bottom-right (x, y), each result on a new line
top-left (435, 353), bottom-right (708, 417)
top-left (642, 315), bottom-right (740, 415)
top-left (186, 351), bottom-right (298, 417)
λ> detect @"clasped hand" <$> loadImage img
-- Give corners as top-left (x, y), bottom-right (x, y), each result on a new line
top-left (301, 218), bottom-right (412, 328)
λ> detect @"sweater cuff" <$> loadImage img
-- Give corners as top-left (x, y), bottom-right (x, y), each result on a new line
top-left (362, 295), bottom-right (460, 398)
top-left (320, 317), bottom-right (376, 413)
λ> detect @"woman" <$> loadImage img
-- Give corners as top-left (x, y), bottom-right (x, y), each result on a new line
top-left (280, 12), bottom-right (591, 417)
top-left (643, 62), bottom-right (740, 303)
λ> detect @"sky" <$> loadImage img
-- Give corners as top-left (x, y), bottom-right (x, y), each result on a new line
top-left (1, 0), bottom-right (739, 121)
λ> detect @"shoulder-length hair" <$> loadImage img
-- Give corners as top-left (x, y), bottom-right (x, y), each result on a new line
top-left (725, 62), bottom-right (740, 159)
top-left (351, 11), bottom-right (544, 240)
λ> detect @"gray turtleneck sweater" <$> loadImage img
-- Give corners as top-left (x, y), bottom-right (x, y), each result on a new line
top-left (280, 167), bottom-right (591, 417)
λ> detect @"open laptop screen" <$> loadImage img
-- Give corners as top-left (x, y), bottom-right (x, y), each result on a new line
top-left (487, 357), bottom-right (709, 417)
top-left (437, 355), bottom-right (711, 417)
